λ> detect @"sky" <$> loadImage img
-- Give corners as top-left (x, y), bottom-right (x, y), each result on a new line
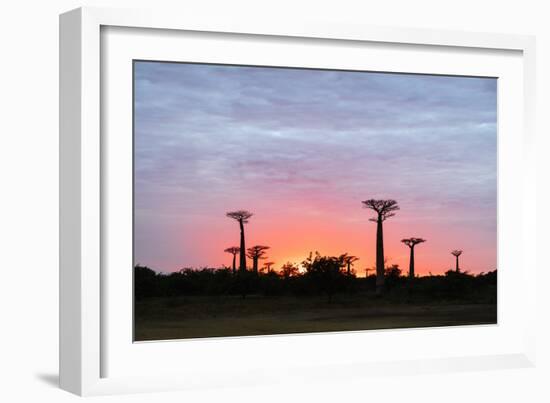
top-left (133, 61), bottom-right (497, 276)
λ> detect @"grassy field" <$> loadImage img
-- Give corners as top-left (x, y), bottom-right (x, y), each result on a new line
top-left (134, 294), bottom-right (497, 341)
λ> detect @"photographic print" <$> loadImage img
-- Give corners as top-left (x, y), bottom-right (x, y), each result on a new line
top-left (133, 61), bottom-right (497, 341)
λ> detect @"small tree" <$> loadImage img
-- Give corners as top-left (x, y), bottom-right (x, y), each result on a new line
top-left (247, 245), bottom-right (270, 274)
top-left (362, 199), bottom-right (399, 294)
top-left (340, 254), bottom-right (359, 276)
top-left (383, 264), bottom-right (403, 289)
top-left (451, 250), bottom-right (463, 272)
top-left (302, 252), bottom-right (346, 302)
top-left (401, 238), bottom-right (426, 278)
top-left (226, 210), bottom-right (253, 271)
top-left (224, 246), bottom-right (240, 274)
top-left (262, 261), bottom-right (275, 273)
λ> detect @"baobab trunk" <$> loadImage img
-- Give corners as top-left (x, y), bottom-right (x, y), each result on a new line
top-left (409, 246), bottom-right (415, 278)
top-left (347, 262), bottom-right (351, 275)
top-left (402, 238), bottom-right (425, 279)
top-left (455, 255), bottom-right (459, 272)
top-left (239, 219), bottom-right (246, 271)
top-left (376, 217), bottom-right (385, 294)
top-left (362, 199), bottom-right (399, 294)
top-left (232, 254), bottom-right (236, 275)
top-left (252, 257), bottom-right (258, 274)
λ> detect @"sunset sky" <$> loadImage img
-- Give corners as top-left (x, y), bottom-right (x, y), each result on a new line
top-left (133, 61), bottom-right (497, 276)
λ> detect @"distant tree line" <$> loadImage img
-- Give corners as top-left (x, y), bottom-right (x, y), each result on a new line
top-left (135, 259), bottom-right (496, 303)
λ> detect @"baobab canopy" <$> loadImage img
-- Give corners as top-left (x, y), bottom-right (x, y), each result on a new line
top-left (226, 210), bottom-right (253, 223)
top-left (362, 199), bottom-right (400, 222)
top-left (401, 238), bottom-right (426, 247)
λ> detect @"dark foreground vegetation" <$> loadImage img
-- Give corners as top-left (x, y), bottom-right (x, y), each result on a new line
top-left (134, 259), bottom-right (497, 341)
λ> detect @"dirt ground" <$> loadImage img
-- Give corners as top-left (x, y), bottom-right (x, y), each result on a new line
top-left (134, 294), bottom-right (497, 341)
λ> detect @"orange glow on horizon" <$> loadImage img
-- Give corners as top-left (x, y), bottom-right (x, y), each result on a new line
top-left (156, 202), bottom-right (496, 277)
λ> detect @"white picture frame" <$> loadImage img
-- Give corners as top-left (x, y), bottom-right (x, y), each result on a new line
top-left (59, 6), bottom-right (537, 396)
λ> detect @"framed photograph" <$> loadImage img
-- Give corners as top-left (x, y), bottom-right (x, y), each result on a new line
top-left (60, 7), bottom-right (537, 396)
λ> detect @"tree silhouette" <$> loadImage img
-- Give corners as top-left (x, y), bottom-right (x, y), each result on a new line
top-left (247, 245), bottom-right (270, 274)
top-left (134, 265), bottom-right (158, 300)
top-left (263, 261), bottom-right (275, 273)
top-left (362, 199), bottom-right (400, 294)
top-left (224, 246), bottom-right (240, 274)
top-left (401, 238), bottom-right (426, 278)
top-left (226, 210), bottom-right (253, 271)
top-left (364, 267), bottom-right (374, 277)
top-left (341, 254), bottom-right (359, 275)
top-left (302, 252), bottom-right (347, 302)
top-left (451, 250), bottom-right (463, 272)
top-left (280, 262), bottom-right (299, 279)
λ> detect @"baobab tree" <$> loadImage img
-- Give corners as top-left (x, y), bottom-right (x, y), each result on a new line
top-left (224, 246), bottom-right (240, 274)
top-left (246, 245), bottom-right (270, 274)
top-left (451, 250), bottom-right (463, 272)
top-left (401, 238), bottom-right (426, 278)
top-left (341, 254), bottom-right (359, 275)
top-left (362, 199), bottom-right (400, 294)
top-left (263, 261), bottom-right (275, 273)
top-left (226, 210), bottom-right (253, 271)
